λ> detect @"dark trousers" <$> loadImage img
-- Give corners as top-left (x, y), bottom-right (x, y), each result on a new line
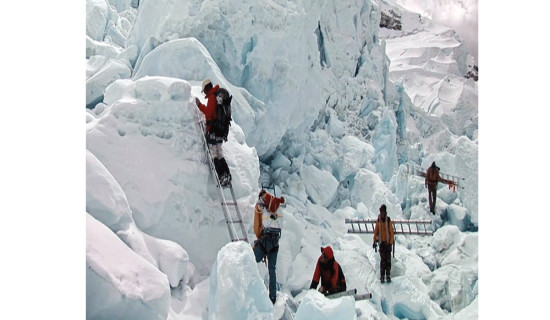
top-left (379, 242), bottom-right (392, 279)
top-left (253, 245), bottom-right (278, 301)
top-left (428, 185), bottom-right (437, 213)
top-left (213, 157), bottom-right (230, 178)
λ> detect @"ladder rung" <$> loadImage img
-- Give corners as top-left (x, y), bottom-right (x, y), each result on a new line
top-left (226, 219), bottom-right (243, 224)
top-left (223, 201), bottom-right (237, 206)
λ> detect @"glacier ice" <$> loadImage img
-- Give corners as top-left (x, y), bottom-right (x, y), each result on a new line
top-left (85, 0), bottom-right (479, 319)
top-left (208, 242), bottom-right (273, 320)
top-left (86, 213), bottom-right (170, 320)
top-left (294, 290), bottom-right (355, 320)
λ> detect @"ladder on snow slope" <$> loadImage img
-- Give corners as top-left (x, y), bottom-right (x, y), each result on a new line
top-left (196, 117), bottom-right (249, 243)
top-left (345, 218), bottom-right (434, 236)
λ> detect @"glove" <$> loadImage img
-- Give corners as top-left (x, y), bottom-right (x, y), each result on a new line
top-left (270, 214), bottom-right (277, 220)
top-left (310, 281), bottom-right (319, 290)
top-left (372, 242), bottom-right (378, 249)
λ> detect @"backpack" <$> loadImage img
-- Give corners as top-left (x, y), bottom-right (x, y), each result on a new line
top-left (212, 88), bottom-right (232, 141)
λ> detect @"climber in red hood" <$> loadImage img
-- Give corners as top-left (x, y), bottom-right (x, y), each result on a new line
top-left (310, 246), bottom-right (347, 295)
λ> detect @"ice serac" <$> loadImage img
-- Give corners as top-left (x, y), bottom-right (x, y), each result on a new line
top-left (87, 59), bottom-right (132, 108)
top-left (301, 164), bottom-right (339, 207)
top-left (373, 108), bottom-right (399, 181)
top-left (86, 0), bottom-right (110, 41)
top-left (86, 213), bottom-right (170, 320)
top-left (131, 37), bottom-right (256, 136)
top-left (339, 135), bottom-right (376, 180)
top-left (379, 0), bottom-right (478, 139)
top-left (86, 149), bottom-right (133, 231)
top-left (87, 76), bottom-right (260, 273)
top-left (127, 0), bottom-right (390, 158)
top-left (87, 149), bottom-right (193, 287)
top-left (86, 0), bottom-right (138, 109)
top-left (378, 277), bottom-right (445, 319)
top-left (350, 168), bottom-right (401, 216)
top-left (294, 290), bottom-right (355, 320)
top-left (208, 242), bottom-right (273, 320)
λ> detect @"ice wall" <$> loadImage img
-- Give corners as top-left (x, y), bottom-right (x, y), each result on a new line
top-left (86, 214), bottom-right (170, 320)
top-left (208, 242), bottom-right (273, 320)
top-left (127, 0), bottom-right (390, 159)
top-left (294, 290), bottom-right (355, 320)
top-left (86, 76), bottom-right (260, 272)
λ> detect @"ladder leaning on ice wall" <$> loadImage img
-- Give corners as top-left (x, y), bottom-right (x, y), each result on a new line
top-left (194, 105), bottom-right (249, 244)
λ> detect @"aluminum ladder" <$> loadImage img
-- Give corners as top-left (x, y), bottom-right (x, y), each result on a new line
top-left (345, 218), bottom-right (434, 236)
top-left (196, 117), bottom-right (249, 243)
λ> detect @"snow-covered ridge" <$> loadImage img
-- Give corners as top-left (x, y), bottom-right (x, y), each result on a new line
top-left (86, 0), bottom-right (478, 319)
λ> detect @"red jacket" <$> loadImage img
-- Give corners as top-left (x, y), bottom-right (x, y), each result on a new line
top-left (197, 84), bottom-right (219, 131)
top-left (310, 246), bottom-right (346, 294)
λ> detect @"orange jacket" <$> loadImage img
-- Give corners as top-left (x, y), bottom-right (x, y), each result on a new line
top-left (197, 85), bottom-right (219, 131)
top-left (373, 215), bottom-right (394, 245)
top-left (253, 204), bottom-right (263, 239)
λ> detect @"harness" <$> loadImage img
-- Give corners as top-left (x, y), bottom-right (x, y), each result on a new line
top-left (257, 197), bottom-right (283, 254)
top-left (377, 216), bottom-right (394, 258)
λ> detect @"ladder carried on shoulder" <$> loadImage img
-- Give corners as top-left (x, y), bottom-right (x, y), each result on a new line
top-left (196, 117), bottom-right (248, 243)
top-left (404, 163), bottom-right (464, 190)
top-left (345, 218), bottom-right (434, 236)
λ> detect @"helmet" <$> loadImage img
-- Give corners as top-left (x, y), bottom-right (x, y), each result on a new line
top-left (201, 79), bottom-right (212, 93)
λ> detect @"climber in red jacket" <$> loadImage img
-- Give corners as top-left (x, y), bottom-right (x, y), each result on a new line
top-left (310, 246), bottom-right (347, 295)
top-left (195, 78), bottom-right (231, 186)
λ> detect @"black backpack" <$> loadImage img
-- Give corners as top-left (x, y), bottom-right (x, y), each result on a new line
top-left (212, 88), bottom-right (232, 141)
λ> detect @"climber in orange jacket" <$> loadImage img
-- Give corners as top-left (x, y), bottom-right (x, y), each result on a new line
top-left (310, 246), bottom-right (347, 295)
top-left (373, 204), bottom-right (394, 283)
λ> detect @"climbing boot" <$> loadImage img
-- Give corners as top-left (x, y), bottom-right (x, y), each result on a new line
top-left (220, 174), bottom-right (230, 187)
top-left (219, 158), bottom-right (232, 185)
